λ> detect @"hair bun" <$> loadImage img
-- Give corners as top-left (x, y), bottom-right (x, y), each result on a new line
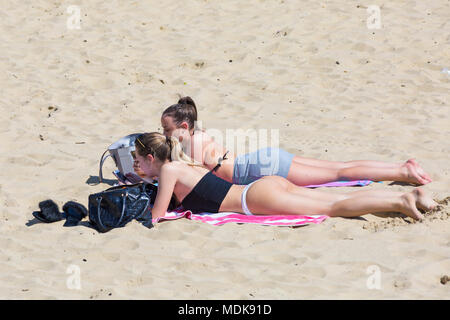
top-left (178, 96), bottom-right (196, 108)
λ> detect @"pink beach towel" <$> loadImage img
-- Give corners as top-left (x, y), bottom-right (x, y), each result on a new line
top-left (303, 180), bottom-right (372, 188)
top-left (153, 180), bottom-right (372, 227)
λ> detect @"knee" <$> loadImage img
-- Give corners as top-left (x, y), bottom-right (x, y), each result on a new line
top-left (309, 202), bottom-right (335, 217)
top-left (326, 204), bottom-right (339, 217)
top-left (326, 200), bottom-right (348, 217)
top-left (336, 168), bottom-right (351, 181)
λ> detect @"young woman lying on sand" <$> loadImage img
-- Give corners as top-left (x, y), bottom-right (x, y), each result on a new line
top-left (159, 97), bottom-right (432, 187)
top-left (134, 132), bottom-right (437, 221)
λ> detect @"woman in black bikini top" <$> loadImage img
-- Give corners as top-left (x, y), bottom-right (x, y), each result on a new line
top-left (181, 151), bottom-right (231, 213)
top-left (134, 132), bottom-right (436, 222)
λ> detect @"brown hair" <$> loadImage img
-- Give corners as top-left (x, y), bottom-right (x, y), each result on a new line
top-left (161, 96), bottom-right (198, 130)
top-left (135, 132), bottom-right (201, 166)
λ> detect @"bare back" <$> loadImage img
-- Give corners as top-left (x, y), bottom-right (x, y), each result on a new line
top-left (187, 130), bottom-right (236, 182)
top-left (159, 161), bottom-right (244, 215)
top-left (168, 161), bottom-right (210, 202)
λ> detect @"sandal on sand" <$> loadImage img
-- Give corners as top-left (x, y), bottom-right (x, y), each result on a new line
top-left (62, 201), bottom-right (88, 227)
top-left (32, 199), bottom-right (64, 223)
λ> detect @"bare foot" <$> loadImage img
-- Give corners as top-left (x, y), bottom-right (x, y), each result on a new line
top-left (412, 188), bottom-right (438, 211)
top-left (401, 162), bottom-right (429, 185)
top-left (407, 159), bottom-right (432, 183)
top-left (400, 193), bottom-right (424, 220)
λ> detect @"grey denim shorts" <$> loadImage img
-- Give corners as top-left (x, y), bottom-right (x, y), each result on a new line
top-left (232, 147), bottom-right (295, 185)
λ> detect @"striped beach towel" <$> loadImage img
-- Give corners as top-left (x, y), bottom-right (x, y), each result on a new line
top-left (153, 180), bottom-right (372, 227)
top-left (154, 208), bottom-right (327, 226)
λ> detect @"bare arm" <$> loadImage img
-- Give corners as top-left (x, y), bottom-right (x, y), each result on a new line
top-left (151, 165), bottom-right (177, 220)
top-left (198, 132), bottom-right (228, 168)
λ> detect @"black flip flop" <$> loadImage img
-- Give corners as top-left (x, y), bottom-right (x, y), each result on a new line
top-left (32, 200), bottom-right (64, 223)
top-left (62, 201), bottom-right (88, 227)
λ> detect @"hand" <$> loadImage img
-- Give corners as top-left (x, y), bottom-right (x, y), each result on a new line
top-left (118, 179), bottom-right (133, 185)
top-left (133, 160), bottom-right (147, 178)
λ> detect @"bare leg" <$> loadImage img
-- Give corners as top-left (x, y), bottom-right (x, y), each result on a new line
top-left (292, 156), bottom-right (432, 183)
top-left (327, 192), bottom-right (424, 220)
top-left (292, 155), bottom-right (402, 169)
top-left (330, 187), bottom-right (436, 218)
top-left (245, 176), bottom-right (427, 220)
top-left (335, 188), bottom-right (437, 211)
top-left (272, 176), bottom-right (436, 212)
top-left (286, 160), bottom-right (430, 186)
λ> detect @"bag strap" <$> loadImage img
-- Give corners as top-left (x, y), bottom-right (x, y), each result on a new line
top-left (135, 193), bottom-right (151, 220)
top-left (98, 149), bottom-right (111, 184)
top-left (115, 193), bottom-right (127, 227)
top-left (94, 187), bottom-right (152, 232)
top-left (95, 196), bottom-right (108, 232)
top-left (95, 193), bottom-right (129, 230)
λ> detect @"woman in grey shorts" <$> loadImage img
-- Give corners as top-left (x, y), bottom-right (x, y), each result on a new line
top-left (158, 96), bottom-right (432, 186)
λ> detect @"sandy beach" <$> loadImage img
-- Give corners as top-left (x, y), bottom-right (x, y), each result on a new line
top-left (0, 0), bottom-right (449, 299)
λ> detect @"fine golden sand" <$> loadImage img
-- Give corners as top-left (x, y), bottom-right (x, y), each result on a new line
top-left (0, 0), bottom-right (449, 299)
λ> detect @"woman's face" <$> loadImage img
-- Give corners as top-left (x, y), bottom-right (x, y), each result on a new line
top-left (132, 157), bottom-right (146, 177)
top-left (161, 115), bottom-right (191, 143)
top-left (134, 151), bottom-right (153, 178)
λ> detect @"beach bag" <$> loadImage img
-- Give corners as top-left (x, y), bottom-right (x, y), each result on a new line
top-left (88, 182), bottom-right (179, 233)
top-left (98, 133), bottom-right (142, 183)
top-left (88, 182), bottom-right (156, 233)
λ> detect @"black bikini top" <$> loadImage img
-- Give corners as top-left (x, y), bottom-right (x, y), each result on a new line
top-left (180, 171), bottom-right (233, 213)
top-left (180, 150), bottom-right (232, 213)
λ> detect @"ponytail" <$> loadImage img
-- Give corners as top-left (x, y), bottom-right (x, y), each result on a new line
top-left (136, 132), bottom-right (202, 167)
top-left (177, 96), bottom-right (196, 108)
top-left (167, 135), bottom-right (200, 165)
top-left (162, 96), bottom-right (198, 131)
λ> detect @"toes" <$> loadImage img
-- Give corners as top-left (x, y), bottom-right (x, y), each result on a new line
top-left (419, 177), bottom-right (429, 185)
top-left (406, 163), bottom-right (427, 185)
top-left (414, 175), bottom-right (427, 186)
top-left (414, 188), bottom-right (437, 211)
top-left (412, 206), bottom-right (425, 221)
top-left (407, 159), bottom-right (433, 183)
top-left (417, 170), bottom-right (432, 182)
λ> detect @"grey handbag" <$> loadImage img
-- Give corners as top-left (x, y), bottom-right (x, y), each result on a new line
top-left (98, 133), bottom-right (142, 183)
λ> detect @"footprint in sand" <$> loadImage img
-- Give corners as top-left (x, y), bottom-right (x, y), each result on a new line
top-left (392, 275), bottom-right (412, 289)
top-left (87, 77), bottom-right (115, 91)
top-left (258, 253), bottom-right (296, 264)
top-left (351, 42), bottom-right (376, 53)
top-left (7, 152), bottom-right (64, 167)
top-left (105, 238), bottom-right (140, 251)
top-left (300, 266), bottom-right (327, 279)
top-left (409, 259), bottom-right (450, 289)
top-left (294, 137), bottom-right (374, 153)
top-left (101, 252), bottom-right (121, 263)
top-left (303, 251), bottom-right (321, 260)
top-left (3, 192), bottom-right (19, 208)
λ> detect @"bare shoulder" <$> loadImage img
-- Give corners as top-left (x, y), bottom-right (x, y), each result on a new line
top-left (160, 161), bottom-right (183, 176)
top-left (193, 130), bottom-right (218, 158)
top-left (193, 130), bottom-right (213, 143)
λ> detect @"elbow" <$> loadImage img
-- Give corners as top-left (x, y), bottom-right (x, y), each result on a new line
top-left (151, 206), bottom-right (168, 221)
